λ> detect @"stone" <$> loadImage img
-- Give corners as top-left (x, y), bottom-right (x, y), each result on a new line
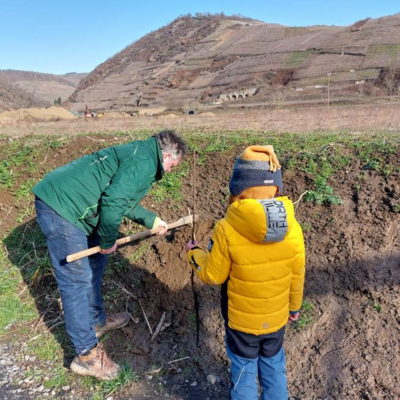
top-left (62, 385), bottom-right (71, 391)
top-left (207, 374), bottom-right (217, 385)
top-left (190, 381), bottom-right (197, 386)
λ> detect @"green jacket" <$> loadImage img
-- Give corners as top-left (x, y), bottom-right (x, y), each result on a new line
top-left (32, 137), bottom-right (164, 249)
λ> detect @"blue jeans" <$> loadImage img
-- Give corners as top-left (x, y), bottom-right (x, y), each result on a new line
top-left (35, 197), bottom-right (107, 355)
top-left (226, 341), bottom-right (288, 400)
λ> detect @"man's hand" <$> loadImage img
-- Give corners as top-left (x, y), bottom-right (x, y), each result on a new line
top-left (185, 240), bottom-right (199, 252)
top-left (288, 312), bottom-right (300, 323)
top-left (157, 220), bottom-right (168, 236)
top-left (100, 243), bottom-right (117, 254)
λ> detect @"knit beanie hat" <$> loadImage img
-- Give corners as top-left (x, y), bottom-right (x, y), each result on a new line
top-left (229, 145), bottom-right (283, 203)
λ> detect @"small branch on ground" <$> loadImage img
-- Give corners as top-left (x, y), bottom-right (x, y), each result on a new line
top-left (168, 356), bottom-right (190, 364)
top-left (151, 312), bottom-right (166, 340)
top-left (110, 280), bottom-right (137, 299)
top-left (139, 300), bottom-right (153, 336)
top-left (293, 190), bottom-right (309, 210)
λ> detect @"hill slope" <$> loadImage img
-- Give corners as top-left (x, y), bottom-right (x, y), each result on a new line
top-left (68, 13), bottom-right (400, 112)
top-left (0, 70), bottom-right (88, 106)
top-left (0, 78), bottom-right (48, 113)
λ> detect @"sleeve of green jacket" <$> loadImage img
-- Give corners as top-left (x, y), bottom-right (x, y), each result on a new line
top-left (289, 227), bottom-right (306, 313)
top-left (186, 221), bottom-right (232, 285)
top-left (97, 165), bottom-right (153, 249)
top-left (125, 203), bottom-right (157, 229)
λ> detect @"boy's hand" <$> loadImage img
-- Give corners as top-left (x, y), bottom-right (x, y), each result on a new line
top-left (288, 312), bottom-right (299, 323)
top-left (185, 240), bottom-right (199, 252)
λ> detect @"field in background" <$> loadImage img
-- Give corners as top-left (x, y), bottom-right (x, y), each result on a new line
top-left (0, 103), bottom-right (400, 137)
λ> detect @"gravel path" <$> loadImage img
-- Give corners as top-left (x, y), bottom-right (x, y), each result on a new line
top-left (0, 342), bottom-right (76, 400)
top-left (0, 341), bottom-right (227, 400)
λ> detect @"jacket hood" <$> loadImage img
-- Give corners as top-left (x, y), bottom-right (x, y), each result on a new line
top-left (225, 197), bottom-right (295, 243)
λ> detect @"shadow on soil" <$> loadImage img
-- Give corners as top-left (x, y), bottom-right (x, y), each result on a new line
top-left (3, 218), bottom-right (230, 400)
top-left (3, 217), bottom-right (400, 399)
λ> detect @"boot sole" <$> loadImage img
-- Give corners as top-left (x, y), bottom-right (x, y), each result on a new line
top-left (70, 362), bottom-right (119, 381)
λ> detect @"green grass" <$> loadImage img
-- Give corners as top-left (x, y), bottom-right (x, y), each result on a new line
top-left (15, 178), bottom-right (37, 200)
top-left (294, 299), bottom-right (314, 331)
top-left (4, 221), bottom-right (52, 285)
top-left (102, 285), bottom-right (122, 303)
top-left (43, 366), bottom-right (70, 389)
top-left (0, 245), bottom-right (37, 335)
top-left (150, 168), bottom-right (187, 202)
top-left (83, 363), bottom-right (139, 400)
top-left (355, 68), bottom-right (380, 80)
top-left (286, 51), bottom-right (311, 68)
top-left (373, 302), bottom-right (382, 313)
top-left (369, 44), bottom-right (400, 57)
top-left (28, 332), bottom-right (67, 362)
top-left (351, 137), bottom-right (399, 175)
top-left (299, 222), bottom-right (312, 232)
top-left (128, 243), bottom-right (151, 263)
top-left (305, 175), bottom-right (343, 206)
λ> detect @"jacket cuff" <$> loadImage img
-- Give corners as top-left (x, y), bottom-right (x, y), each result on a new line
top-left (99, 236), bottom-right (117, 250)
top-left (143, 212), bottom-right (156, 229)
top-left (152, 216), bottom-right (161, 229)
top-left (289, 310), bottom-right (299, 314)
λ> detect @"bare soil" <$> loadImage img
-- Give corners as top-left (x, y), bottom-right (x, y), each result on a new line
top-left (1, 137), bottom-right (399, 399)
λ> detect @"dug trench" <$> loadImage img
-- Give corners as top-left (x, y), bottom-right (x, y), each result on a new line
top-left (1, 135), bottom-right (400, 399)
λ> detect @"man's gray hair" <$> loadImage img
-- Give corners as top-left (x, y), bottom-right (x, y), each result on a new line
top-left (153, 130), bottom-right (188, 160)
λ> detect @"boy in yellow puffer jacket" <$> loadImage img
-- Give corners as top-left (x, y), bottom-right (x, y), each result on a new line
top-left (185, 145), bottom-right (305, 400)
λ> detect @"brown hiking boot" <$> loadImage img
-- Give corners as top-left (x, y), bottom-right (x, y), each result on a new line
top-left (70, 345), bottom-right (120, 381)
top-left (95, 312), bottom-right (130, 338)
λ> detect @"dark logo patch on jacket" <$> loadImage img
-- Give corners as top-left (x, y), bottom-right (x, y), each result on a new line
top-left (208, 239), bottom-right (214, 252)
top-left (191, 255), bottom-right (201, 271)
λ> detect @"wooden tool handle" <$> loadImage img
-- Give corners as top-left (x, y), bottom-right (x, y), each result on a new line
top-left (66, 214), bottom-right (198, 263)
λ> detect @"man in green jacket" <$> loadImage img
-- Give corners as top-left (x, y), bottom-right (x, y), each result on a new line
top-left (33, 130), bottom-right (187, 380)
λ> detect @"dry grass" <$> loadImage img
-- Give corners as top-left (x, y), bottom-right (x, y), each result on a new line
top-left (1, 103), bottom-right (400, 137)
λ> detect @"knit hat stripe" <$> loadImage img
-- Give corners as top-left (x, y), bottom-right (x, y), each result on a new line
top-left (233, 159), bottom-right (272, 170)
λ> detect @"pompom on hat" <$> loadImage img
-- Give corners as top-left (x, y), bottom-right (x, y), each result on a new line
top-left (229, 145), bottom-right (283, 203)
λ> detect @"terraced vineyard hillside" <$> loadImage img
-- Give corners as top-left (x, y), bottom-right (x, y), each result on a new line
top-left (69, 13), bottom-right (400, 112)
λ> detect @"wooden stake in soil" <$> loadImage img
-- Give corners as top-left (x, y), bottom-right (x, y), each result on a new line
top-left (192, 150), bottom-right (196, 242)
top-left (191, 150), bottom-right (201, 348)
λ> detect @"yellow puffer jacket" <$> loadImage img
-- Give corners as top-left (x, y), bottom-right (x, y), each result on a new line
top-left (187, 196), bottom-right (305, 335)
